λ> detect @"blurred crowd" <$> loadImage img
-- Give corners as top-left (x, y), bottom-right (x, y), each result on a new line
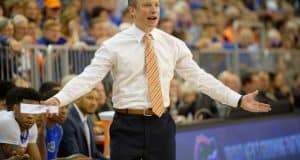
top-left (0, 0), bottom-right (300, 51)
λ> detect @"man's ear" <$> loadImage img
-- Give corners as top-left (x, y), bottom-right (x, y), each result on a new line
top-left (128, 6), bottom-right (136, 19)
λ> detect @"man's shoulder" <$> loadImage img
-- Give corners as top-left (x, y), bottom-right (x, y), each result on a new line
top-left (0, 111), bottom-right (16, 127)
top-left (0, 112), bottom-right (20, 144)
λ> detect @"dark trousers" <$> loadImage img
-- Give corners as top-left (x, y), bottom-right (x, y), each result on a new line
top-left (110, 112), bottom-right (176, 160)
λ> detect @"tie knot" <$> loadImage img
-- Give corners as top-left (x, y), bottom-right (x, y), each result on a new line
top-left (143, 34), bottom-right (153, 44)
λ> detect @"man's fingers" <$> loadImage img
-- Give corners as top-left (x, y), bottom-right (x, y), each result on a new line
top-left (251, 102), bottom-right (271, 112)
top-left (250, 90), bottom-right (259, 98)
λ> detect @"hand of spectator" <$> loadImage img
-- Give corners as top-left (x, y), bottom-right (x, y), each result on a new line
top-left (240, 90), bottom-right (272, 112)
top-left (9, 39), bottom-right (22, 53)
top-left (7, 154), bottom-right (30, 160)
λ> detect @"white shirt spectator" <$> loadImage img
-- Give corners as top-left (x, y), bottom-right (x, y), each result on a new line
top-left (0, 111), bottom-right (37, 147)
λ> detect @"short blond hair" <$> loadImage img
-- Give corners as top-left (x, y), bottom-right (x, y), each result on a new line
top-left (42, 19), bottom-right (61, 30)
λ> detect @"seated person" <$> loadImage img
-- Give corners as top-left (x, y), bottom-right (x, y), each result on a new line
top-left (57, 89), bottom-right (106, 159)
top-left (41, 90), bottom-right (69, 160)
top-left (0, 87), bottom-right (41, 159)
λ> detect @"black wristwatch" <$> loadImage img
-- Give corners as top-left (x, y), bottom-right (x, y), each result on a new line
top-left (237, 95), bottom-right (243, 107)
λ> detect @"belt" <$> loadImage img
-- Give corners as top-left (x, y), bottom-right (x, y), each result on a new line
top-left (115, 108), bottom-right (156, 116)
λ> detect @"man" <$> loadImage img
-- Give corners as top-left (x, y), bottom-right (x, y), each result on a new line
top-left (241, 72), bottom-right (261, 95)
top-left (45, 0), bottom-right (271, 159)
top-left (0, 80), bottom-right (15, 111)
top-left (37, 20), bottom-right (66, 45)
top-left (0, 87), bottom-right (41, 159)
top-left (12, 15), bottom-right (29, 42)
top-left (57, 89), bottom-right (106, 159)
top-left (43, 0), bottom-right (61, 21)
top-left (40, 90), bottom-right (68, 160)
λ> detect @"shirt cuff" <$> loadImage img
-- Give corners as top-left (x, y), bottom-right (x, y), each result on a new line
top-left (227, 91), bottom-right (242, 108)
top-left (54, 91), bottom-right (71, 107)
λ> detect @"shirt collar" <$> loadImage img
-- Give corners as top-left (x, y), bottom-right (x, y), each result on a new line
top-left (74, 104), bottom-right (88, 122)
top-left (130, 24), bottom-right (157, 43)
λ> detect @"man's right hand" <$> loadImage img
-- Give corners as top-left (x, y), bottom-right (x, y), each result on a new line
top-left (41, 97), bottom-right (61, 117)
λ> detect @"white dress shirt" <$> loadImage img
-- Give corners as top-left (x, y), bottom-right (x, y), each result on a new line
top-left (55, 25), bottom-right (241, 109)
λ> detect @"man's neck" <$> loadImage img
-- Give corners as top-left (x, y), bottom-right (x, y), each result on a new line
top-left (135, 23), bottom-right (154, 33)
top-left (47, 121), bottom-right (56, 129)
top-left (15, 118), bottom-right (26, 132)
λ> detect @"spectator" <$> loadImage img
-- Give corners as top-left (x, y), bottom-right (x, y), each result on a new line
top-left (43, 0), bottom-right (62, 21)
top-left (0, 16), bottom-right (21, 52)
top-left (61, 10), bottom-right (87, 48)
top-left (58, 89), bottom-right (106, 159)
top-left (158, 16), bottom-right (175, 35)
top-left (37, 19), bottom-right (67, 45)
top-left (41, 89), bottom-right (69, 160)
top-left (80, 0), bottom-right (101, 31)
top-left (0, 87), bottom-right (41, 159)
top-left (269, 72), bottom-right (294, 102)
top-left (241, 71), bottom-right (261, 94)
top-left (0, 4), bottom-right (4, 17)
top-left (23, 0), bottom-right (41, 24)
top-left (178, 82), bottom-right (200, 119)
top-left (222, 5), bottom-right (240, 44)
top-left (39, 81), bottom-right (61, 97)
top-left (0, 80), bottom-right (15, 111)
top-left (266, 28), bottom-right (282, 48)
top-left (12, 77), bottom-right (31, 88)
top-left (293, 73), bottom-right (300, 108)
top-left (80, 18), bottom-right (110, 45)
top-left (4, 0), bottom-right (25, 18)
top-left (12, 14), bottom-right (29, 42)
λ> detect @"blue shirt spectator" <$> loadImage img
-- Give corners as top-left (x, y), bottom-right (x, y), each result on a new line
top-left (46, 124), bottom-right (63, 160)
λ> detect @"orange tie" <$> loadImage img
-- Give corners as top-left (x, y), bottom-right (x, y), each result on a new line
top-left (143, 34), bottom-right (165, 117)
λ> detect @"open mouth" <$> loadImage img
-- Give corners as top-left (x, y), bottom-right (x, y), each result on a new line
top-left (147, 16), bottom-right (158, 20)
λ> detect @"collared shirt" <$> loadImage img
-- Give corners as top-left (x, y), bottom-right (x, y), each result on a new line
top-left (74, 104), bottom-right (88, 122)
top-left (55, 25), bottom-right (241, 109)
top-left (0, 111), bottom-right (37, 147)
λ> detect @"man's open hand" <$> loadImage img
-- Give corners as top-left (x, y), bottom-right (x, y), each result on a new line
top-left (240, 90), bottom-right (271, 112)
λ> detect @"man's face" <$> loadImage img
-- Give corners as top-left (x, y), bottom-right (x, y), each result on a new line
top-left (129, 0), bottom-right (160, 32)
top-left (14, 21), bottom-right (29, 41)
top-left (90, 22), bottom-right (108, 40)
top-left (77, 90), bottom-right (99, 114)
top-left (46, 7), bottom-right (61, 20)
top-left (14, 100), bottom-right (39, 130)
top-left (44, 26), bottom-right (61, 43)
top-left (95, 83), bottom-right (106, 107)
top-left (250, 75), bottom-right (261, 92)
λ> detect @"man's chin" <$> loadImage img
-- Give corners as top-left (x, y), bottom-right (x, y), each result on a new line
top-left (22, 123), bottom-right (34, 130)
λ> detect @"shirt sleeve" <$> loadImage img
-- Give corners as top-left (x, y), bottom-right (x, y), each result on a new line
top-left (54, 44), bottom-right (115, 106)
top-left (28, 124), bottom-right (38, 144)
top-left (175, 40), bottom-right (241, 107)
top-left (0, 115), bottom-right (20, 145)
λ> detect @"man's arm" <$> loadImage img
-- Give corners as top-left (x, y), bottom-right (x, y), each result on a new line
top-left (45, 45), bottom-right (115, 107)
top-left (27, 143), bottom-right (41, 160)
top-left (175, 40), bottom-right (271, 112)
top-left (0, 143), bottom-right (26, 159)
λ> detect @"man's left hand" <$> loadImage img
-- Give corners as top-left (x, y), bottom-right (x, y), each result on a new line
top-left (240, 90), bottom-right (271, 112)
